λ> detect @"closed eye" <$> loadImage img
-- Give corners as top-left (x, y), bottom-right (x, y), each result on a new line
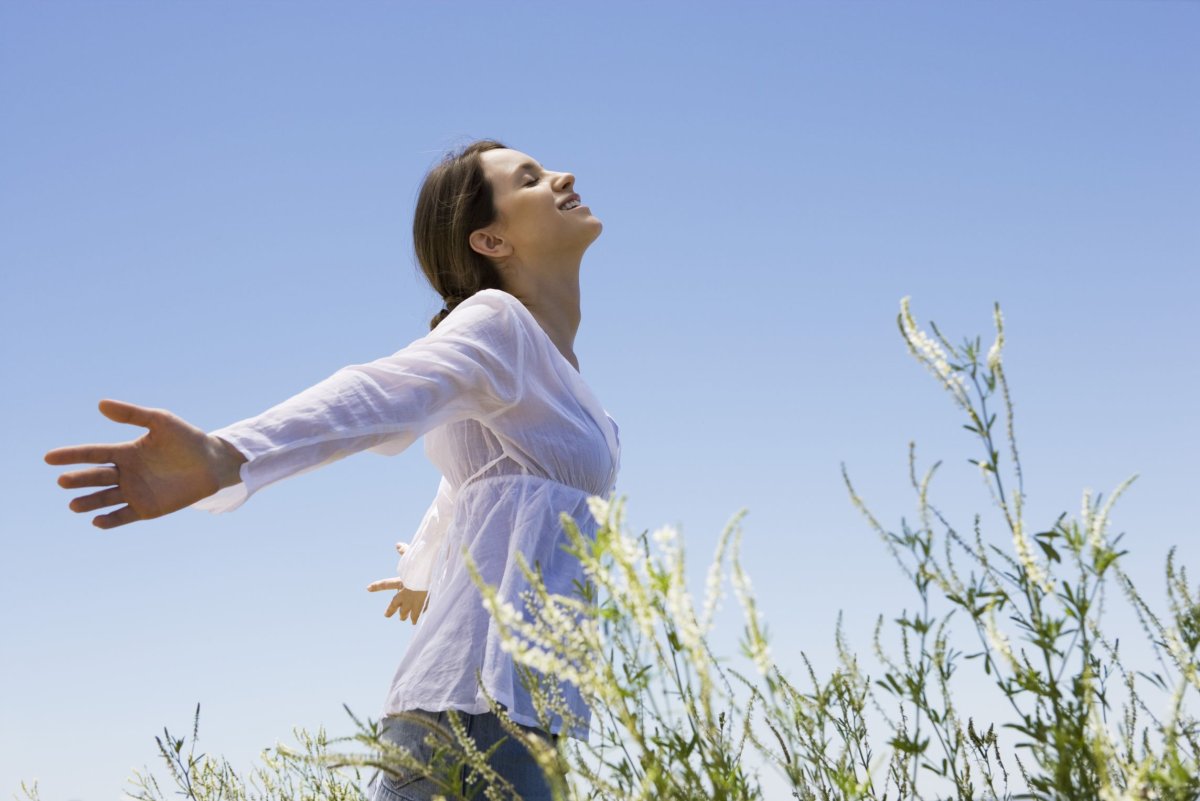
top-left (513, 160), bottom-right (546, 188)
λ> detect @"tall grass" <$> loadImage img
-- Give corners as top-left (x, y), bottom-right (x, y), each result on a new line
top-left (17, 299), bottom-right (1199, 800)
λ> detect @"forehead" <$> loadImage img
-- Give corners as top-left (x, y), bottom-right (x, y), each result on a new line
top-left (481, 148), bottom-right (541, 182)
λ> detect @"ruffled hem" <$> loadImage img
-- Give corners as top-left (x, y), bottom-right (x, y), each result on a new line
top-left (380, 696), bottom-right (591, 742)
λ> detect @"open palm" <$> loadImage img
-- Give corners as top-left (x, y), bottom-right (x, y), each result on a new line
top-left (45, 399), bottom-right (236, 529)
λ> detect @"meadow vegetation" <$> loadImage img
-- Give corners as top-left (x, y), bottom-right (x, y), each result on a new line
top-left (17, 299), bottom-right (1200, 800)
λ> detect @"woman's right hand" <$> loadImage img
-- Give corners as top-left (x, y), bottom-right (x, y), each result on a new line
top-left (365, 543), bottom-right (431, 625)
top-left (44, 399), bottom-right (247, 529)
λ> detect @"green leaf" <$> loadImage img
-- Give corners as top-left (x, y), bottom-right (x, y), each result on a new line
top-left (1035, 539), bottom-right (1061, 564)
top-left (889, 735), bottom-right (930, 755)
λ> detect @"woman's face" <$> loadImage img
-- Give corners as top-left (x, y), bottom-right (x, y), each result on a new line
top-left (471, 148), bottom-right (602, 271)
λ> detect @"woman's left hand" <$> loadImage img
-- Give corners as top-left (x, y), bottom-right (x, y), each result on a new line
top-left (366, 542), bottom-right (429, 625)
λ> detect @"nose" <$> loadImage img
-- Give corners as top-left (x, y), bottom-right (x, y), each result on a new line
top-left (553, 171), bottom-right (575, 192)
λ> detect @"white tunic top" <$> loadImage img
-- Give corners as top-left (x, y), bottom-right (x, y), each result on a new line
top-left (191, 289), bottom-right (621, 739)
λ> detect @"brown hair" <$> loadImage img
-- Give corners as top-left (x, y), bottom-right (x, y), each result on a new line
top-left (413, 138), bottom-right (509, 330)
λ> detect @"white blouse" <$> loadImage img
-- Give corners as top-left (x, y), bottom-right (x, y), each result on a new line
top-left (191, 289), bottom-right (620, 740)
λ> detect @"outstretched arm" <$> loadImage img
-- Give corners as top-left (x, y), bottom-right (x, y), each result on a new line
top-left (48, 290), bottom-right (528, 524)
top-left (44, 399), bottom-right (248, 529)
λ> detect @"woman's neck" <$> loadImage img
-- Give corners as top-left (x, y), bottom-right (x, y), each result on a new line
top-left (506, 273), bottom-right (582, 371)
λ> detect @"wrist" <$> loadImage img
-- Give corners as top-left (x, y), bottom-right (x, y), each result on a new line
top-left (208, 435), bottom-right (248, 490)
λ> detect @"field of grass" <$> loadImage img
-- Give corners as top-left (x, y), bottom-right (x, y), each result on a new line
top-left (18, 300), bottom-right (1199, 801)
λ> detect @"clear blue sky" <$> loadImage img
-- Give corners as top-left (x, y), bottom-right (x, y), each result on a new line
top-left (3, 2), bottom-right (1197, 798)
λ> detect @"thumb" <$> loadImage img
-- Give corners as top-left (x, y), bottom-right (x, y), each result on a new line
top-left (98, 399), bottom-right (160, 429)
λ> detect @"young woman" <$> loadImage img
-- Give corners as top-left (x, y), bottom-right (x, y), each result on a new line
top-left (45, 139), bottom-right (620, 801)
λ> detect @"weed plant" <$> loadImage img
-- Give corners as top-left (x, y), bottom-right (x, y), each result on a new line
top-left (16, 300), bottom-right (1199, 800)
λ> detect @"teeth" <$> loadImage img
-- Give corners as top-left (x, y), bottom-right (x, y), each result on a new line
top-left (561, 199), bottom-right (580, 210)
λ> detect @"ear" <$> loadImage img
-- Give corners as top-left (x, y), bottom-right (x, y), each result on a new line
top-left (469, 226), bottom-right (513, 261)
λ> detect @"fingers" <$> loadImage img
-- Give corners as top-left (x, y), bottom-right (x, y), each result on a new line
top-left (69, 486), bottom-right (125, 513)
top-left (98, 399), bottom-right (161, 428)
top-left (44, 444), bottom-right (120, 466)
top-left (367, 579), bottom-right (427, 625)
top-left (367, 578), bottom-right (405, 593)
top-left (395, 542), bottom-right (409, 555)
top-left (93, 505), bottom-right (142, 530)
top-left (57, 466), bottom-right (120, 489)
top-left (398, 590), bottom-right (428, 625)
top-left (396, 596), bottom-right (420, 624)
top-left (44, 400), bottom-right (160, 466)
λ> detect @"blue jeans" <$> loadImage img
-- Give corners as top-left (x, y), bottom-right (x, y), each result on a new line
top-left (365, 709), bottom-right (560, 801)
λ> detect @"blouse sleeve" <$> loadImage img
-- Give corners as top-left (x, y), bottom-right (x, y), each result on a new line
top-left (393, 475), bottom-right (456, 592)
top-left (190, 291), bottom-right (528, 513)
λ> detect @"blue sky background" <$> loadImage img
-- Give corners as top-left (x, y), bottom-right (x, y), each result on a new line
top-left (2, 2), bottom-right (1198, 798)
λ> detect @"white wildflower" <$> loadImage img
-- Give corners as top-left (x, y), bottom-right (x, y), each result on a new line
top-left (633, 599), bottom-right (655, 640)
top-left (507, 643), bottom-right (584, 687)
top-left (702, 516), bottom-right (742, 633)
top-left (579, 553), bottom-right (615, 591)
top-left (1081, 488), bottom-right (1105, 551)
top-left (1092, 475), bottom-right (1137, 554)
top-left (731, 562), bottom-right (753, 599)
top-left (986, 304), bottom-right (1004, 372)
top-left (899, 297), bottom-right (971, 408)
top-left (594, 530), bottom-right (654, 639)
top-left (985, 341), bottom-right (1002, 372)
top-left (491, 599), bottom-right (521, 628)
top-left (700, 555), bottom-right (724, 634)
top-left (586, 495), bottom-right (610, 527)
top-left (651, 525), bottom-right (678, 549)
top-left (481, 594), bottom-right (557, 651)
top-left (1009, 517), bottom-right (1052, 594)
top-left (667, 598), bottom-right (701, 658)
top-left (730, 560), bottom-right (772, 675)
top-left (1084, 683), bottom-right (1126, 798)
top-left (982, 605), bottom-right (1019, 672)
top-left (749, 634), bottom-right (772, 676)
top-left (1163, 627), bottom-right (1194, 676)
top-left (615, 532), bottom-right (642, 567)
top-left (666, 560), bottom-right (703, 657)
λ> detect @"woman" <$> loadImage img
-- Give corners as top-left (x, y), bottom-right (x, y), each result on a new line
top-left (44, 139), bottom-right (620, 801)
